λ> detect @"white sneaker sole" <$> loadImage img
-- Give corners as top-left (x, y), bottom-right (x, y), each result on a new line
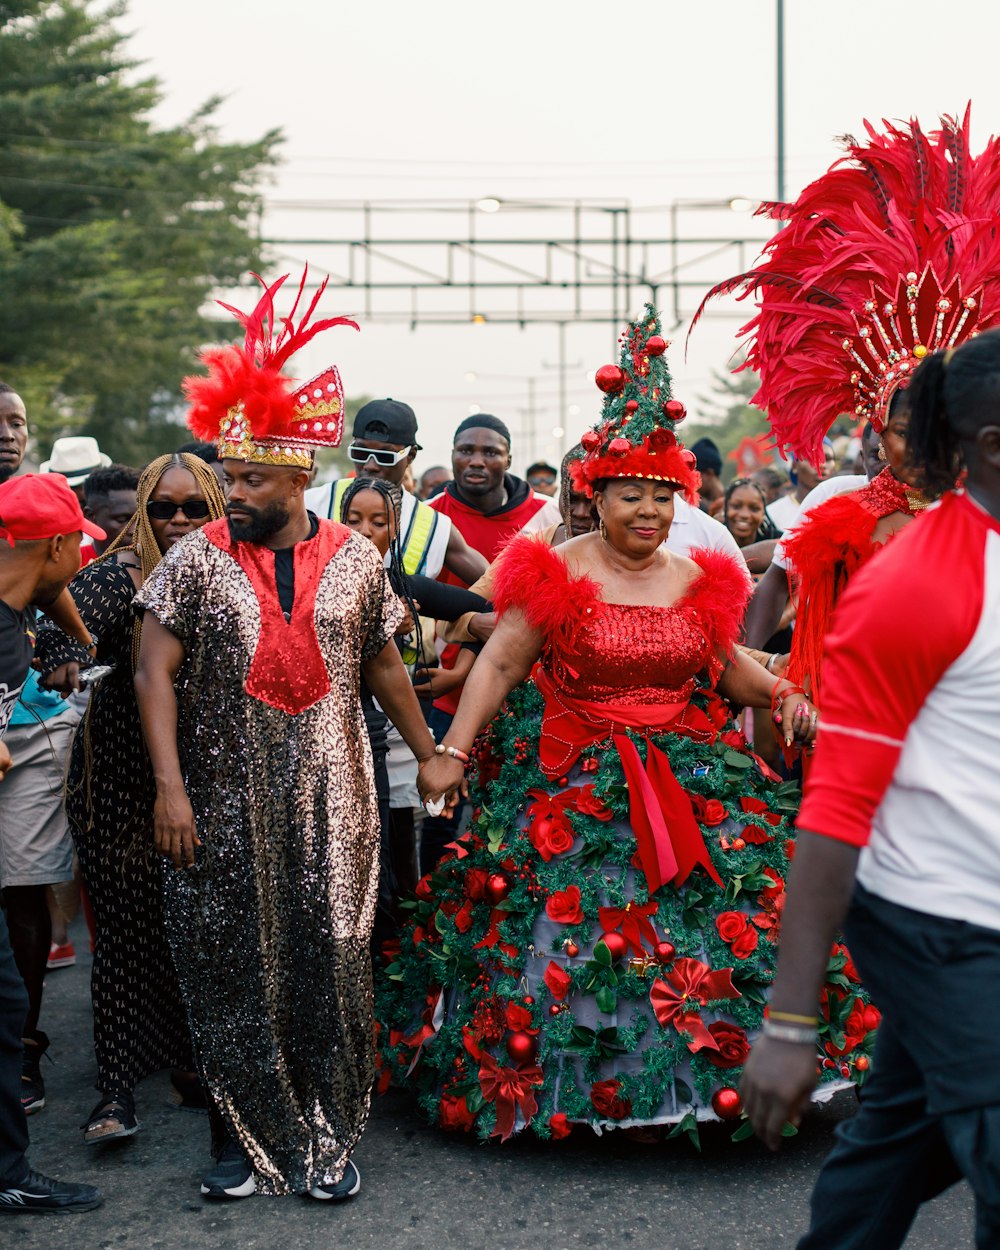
top-left (308, 1165), bottom-right (361, 1201)
top-left (200, 1175), bottom-right (256, 1199)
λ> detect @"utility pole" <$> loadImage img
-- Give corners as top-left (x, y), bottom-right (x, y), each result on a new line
top-left (543, 323), bottom-right (582, 460)
top-left (776, 0), bottom-right (786, 206)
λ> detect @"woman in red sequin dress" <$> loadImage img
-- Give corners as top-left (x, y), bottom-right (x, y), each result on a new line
top-left (376, 310), bottom-right (870, 1142)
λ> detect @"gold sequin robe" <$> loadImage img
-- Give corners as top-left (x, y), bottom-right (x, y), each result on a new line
top-left (136, 523), bottom-right (402, 1194)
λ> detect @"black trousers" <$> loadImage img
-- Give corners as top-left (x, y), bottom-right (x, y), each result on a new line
top-left (800, 885), bottom-right (1000, 1250)
top-left (0, 905), bottom-right (30, 1184)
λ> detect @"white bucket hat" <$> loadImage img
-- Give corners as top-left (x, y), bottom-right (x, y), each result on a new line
top-left (40, 436), bottom-right (112, 486)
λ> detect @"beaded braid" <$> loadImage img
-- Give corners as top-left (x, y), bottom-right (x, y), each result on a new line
top-left (339, 476), bottom-right (426, 669)
top-left (97, 452), bottom-right (226, 670)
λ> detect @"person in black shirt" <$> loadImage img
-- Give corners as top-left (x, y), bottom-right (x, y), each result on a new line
top-left (0, 471), bottom-right (104, 1214)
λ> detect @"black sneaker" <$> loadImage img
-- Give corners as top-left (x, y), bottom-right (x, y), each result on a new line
top-left (308, 1159), bottom-right (361, 1201)
top-left (21, 1030), bottom-right (49, 1116)
top-left (200, 1139), bottom-right (256, 1200)
top-left (0, 1168), bottom-right (102, 1214)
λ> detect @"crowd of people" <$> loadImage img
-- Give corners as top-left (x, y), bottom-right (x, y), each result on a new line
top-left (0, 111), bottom-right (998, 1250)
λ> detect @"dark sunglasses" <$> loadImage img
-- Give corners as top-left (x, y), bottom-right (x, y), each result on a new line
top-left (528, 474), bottom-right (557, 486)
top-left (145, 499), bottom-right (212, 521)
top-left (347, 443), bottom-right (411, 467)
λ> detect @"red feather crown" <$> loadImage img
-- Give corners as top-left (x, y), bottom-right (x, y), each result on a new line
top-left (184, 270), bottom-right (359, 467)
top-left (690, 107), bottom-right (1000, 463)
top-left (573, 304), bottom-right (700, 502)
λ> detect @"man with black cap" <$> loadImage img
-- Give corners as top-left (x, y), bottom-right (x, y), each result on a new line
top-left (691, 436), bottom-right (725, 515)
top-left (306, 399), bottom-right (486, 585)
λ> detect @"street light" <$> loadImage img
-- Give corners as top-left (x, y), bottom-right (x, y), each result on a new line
top-left (475, 197), bottom-right (501, 214)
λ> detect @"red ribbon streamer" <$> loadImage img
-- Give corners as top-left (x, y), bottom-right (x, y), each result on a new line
top-left (534, 668), bottom-right (722, 892)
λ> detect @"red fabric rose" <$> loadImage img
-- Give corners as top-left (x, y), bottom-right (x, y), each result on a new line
top-left (572, 784), bottom-right (613, 821)
top-left (415, 875), bottom-right (434, 900)
top-left (465, 869), bottom-right (489, 901)
top-left (826, 995), bottom-right (880, 1057)
top-left (543, 960), bottom-right (572, 1001)
top-left (759, 867), bottom-right (784, 900)
top-left (438, 1093), bottom-right (476, 1132)
top-left (454, 901), bottom-right (474, 934)
top-left (701, 799), bottom-right (728, 826)
top-left (716, 912), bottom-right (749, 944)
top-left (549, 1112), bottom-right (571, 1140)
top-left (525, 791), bottom-right (576, 862)
top-left (505, 1001), bottom-right (536, 1033)
top-left (590, 1079), bottom-right (632, 1120)
top-left (546, 885), bottom-right (584, 925)
top-left (730, 927), bottom-right (759, 960)
top-left (832, 942), bottom-right (862, 984)
top-left (688, 793), bottom-right (707, 820)
top-left (704, 1022), bottom-right (751, 1069)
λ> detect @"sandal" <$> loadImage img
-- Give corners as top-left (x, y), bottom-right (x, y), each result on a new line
top-left (81, 1091), bottom-right (139, 1144)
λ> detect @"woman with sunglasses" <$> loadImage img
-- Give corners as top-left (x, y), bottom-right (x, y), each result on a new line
top-left (37, 453), bottom-right (225, 1146)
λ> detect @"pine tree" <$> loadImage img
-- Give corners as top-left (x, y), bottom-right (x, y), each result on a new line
top-left (0, 0), bottom-right (281, 461)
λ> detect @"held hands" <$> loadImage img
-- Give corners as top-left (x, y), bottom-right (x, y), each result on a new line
top-left (416, 753), bottom-right (466, 816)
top-left (153, 783), bottom-right (202, 869)
top-left (395, 601), bottom-right (419, 638)
top-left (412, 665), bottom-right (466, 701)
top-left (740, 1036), bottom-right (819, 1151)
top-left (773, 686), bottom-right (819, 748)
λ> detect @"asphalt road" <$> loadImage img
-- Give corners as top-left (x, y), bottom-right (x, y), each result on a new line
top-left (9, 920), bottom-right (975, 1250)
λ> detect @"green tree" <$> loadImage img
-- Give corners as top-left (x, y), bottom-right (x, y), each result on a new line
top-left (0, 0), bottom-right (281, 463)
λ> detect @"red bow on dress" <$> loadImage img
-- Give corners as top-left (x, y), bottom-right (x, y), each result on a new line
top-left (477, 1053), bottom-right (544, 1141)
top-left (650, 957), bottom-right (740, 1053)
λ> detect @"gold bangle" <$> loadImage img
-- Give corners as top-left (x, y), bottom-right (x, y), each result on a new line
top-left (768, 1010), bottom-right (819, 1026)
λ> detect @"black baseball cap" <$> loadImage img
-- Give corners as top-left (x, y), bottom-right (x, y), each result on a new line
top-left (353, 398), bottom-right (420, 449)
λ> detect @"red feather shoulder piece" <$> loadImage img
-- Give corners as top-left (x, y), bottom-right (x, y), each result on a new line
top-left (492, 536), bottom-right (601, 645)
top-left (682, 548), bottom-right (753, 662)
top-left (782, 494), bottom-right (880, 702)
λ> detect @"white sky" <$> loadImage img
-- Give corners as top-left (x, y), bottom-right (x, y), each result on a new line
top-left (125, 0), bottom-right (1000, 473)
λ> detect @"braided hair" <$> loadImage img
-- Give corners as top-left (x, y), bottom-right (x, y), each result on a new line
top-left (907, 328), bottom-right (1000, 498)
top-left (339, 476), bottom-right (426, 667)
top-left (723, 476), bottom-right (782, 543)
top-left (99, 452), bottom-right (226, 669)
top-left (558, 444), bottom-right (587, 536)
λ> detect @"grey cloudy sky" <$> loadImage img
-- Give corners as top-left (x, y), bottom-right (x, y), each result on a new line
top-left (127, 0), bottom-right (1000, 472)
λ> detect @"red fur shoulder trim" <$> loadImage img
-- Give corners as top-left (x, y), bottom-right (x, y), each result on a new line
top-left (683, 548), bottom-right (752, 660)
top-left (492, 535), bottom-right (601, 641)
top-left (782, 494), bottom-right (879, 701)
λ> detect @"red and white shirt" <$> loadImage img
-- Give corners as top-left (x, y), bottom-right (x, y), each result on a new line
top-left (799, 490), bottom-right (1000, 929)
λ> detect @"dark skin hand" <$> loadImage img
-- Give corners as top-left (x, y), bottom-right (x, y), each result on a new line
top-left (741, 831), bottom-right (860, 1150)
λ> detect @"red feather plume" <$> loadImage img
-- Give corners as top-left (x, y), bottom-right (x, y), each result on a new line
top-left (184, 270), bottom-right (359, 443)
top-left (690, 107), bottom-right (1000, 463)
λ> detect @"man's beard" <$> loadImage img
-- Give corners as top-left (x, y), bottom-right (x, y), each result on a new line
top-left (0, 462), bottom-right (18, 485)
top-left (226, 500), bottom-right (290, 544)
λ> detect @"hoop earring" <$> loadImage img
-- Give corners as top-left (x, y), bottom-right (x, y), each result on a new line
top-left (599, 519), bottom-right (609, 542)
top-left (877, 444), bottom-right (887, 461)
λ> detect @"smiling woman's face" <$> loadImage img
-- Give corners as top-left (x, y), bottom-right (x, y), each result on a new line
top-left (594, 478), bottom-right (675, 557)
top-left (725, 482), bottom-right (766, 548)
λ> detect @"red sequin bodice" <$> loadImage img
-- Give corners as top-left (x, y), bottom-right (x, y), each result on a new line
top-left (554, 601), bottom-right (710, 707)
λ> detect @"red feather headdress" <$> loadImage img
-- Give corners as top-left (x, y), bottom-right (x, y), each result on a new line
top-left (689, 107), bottom-right (1000, 463)
top-left (574, 304), bottom-right (699, 501)
top-left (184, 270), bottom-right (359, 468)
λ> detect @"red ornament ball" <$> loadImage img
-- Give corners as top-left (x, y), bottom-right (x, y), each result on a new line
top-left (565, 940), bottom-right (580, 958)
top-left (855, 1055), bottom-right (870, 1072)
top-left (581, 430), bottom-right (601, 451)
top-left (549, 1004), bottom-right (561, 1017)
top-left (595, 364), bottom-right (625, 394)
top-left (523, 995), bottom-right (535, 1006)
top-left (653, 941), bottom-right (676, 965)
top-left (712, 1087), bottom-right (743, 1120)
top-left (608, 437), bottom-right (631, 456)
top-left (646, 335), bottom-right (667, 356)
top-left (485, 873), bottom-right (510, 904)
top-left (664, 398), bottom-right (687, 421)
top-left (600, 932), bottom-right (629, 961)
top-left (625, 398), bottom-right (639, 413)
top-left (506, 1031), bottom-right (538, 1065)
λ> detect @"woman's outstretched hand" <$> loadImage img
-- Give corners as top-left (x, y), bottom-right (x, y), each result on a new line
top-left (778, 694), bottom-right (819, 748)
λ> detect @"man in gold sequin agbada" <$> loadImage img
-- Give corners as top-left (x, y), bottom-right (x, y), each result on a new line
top-left (133, 274), bottom-right (438, 1201)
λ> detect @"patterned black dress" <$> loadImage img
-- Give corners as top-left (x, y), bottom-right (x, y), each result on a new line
top-left (37, 558), bottom-right (192, 1095)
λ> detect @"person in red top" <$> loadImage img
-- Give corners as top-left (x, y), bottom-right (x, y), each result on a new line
top-left (741, 328), bottom-right (1000, 1249)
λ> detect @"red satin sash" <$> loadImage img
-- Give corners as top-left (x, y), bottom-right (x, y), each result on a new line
top-left (533, 667), bottom-right (723, 893)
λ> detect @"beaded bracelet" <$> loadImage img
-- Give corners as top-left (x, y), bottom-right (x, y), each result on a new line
top-left (761, 1018), bottom-right (816, 1046)
top-left (435, 743), bottom-right (470, 765)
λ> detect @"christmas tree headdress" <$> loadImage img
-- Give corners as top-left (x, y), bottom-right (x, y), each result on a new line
top-left (184, 270), bottom-right (359, 469)
top-left (573, 304), bottom-right (699, 500)
top-left (690, 107), bottom-right (1000, 464)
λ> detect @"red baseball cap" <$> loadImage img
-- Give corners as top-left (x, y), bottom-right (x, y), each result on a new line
top-left (0, 473), bottom-right (106, 547)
